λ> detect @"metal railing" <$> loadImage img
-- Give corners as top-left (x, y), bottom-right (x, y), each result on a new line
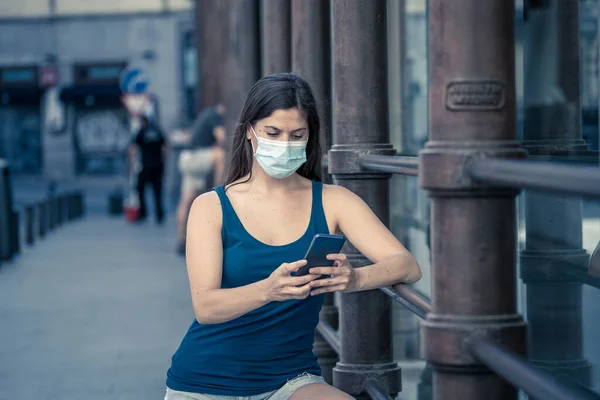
top-left (359, 155), bottom-right (419, 176)
top-left (347, 153), bottom-right (600, 400)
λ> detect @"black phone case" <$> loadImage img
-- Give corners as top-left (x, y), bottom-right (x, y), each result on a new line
top-left (295, 234), bottom-right (345, 277)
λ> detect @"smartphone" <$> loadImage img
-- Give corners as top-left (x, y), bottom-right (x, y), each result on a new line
top-left (294, 233), bottom-right (346, 277)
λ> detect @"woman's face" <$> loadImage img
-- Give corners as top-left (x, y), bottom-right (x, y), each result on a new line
top-left (247, 108), bottom-right (308, 145)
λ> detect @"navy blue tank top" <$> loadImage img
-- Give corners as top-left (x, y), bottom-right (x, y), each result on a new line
top-left (166, 180), bottom-right (328, 396)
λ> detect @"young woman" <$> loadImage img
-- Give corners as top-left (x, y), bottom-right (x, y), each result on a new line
top-left (165, 73), bottom-right (421, 400)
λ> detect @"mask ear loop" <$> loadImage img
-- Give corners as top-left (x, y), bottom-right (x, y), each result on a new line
top-left (248, 125), bottom-right (257, 153)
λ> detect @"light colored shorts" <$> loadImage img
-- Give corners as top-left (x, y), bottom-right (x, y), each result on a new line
top-left (164, 372), bottom-right (327, 400)
top-left (178, 148), bottom-right (214, 194)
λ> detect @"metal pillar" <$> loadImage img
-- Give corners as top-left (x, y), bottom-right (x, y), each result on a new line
top-left (291, 1), bottom-right (337, 383)
top-left (195, 0), bottom-right (229, 110)
top-left (522, 0), bottom-right (592, 387)
top-left (291, 0), bottom-right (332, 167)
top-left (420, 1), bottom-right (527, 399)
top-left (261, 0), bottom-right (291, 76)
top-left (329, 1), bottom-right (400, 398)
top-left (222, 1), bottom-right (260, 142)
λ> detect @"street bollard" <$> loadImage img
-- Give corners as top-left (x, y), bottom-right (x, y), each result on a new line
top-left (25, 205), bottom-right (34, 245)
top-left (46, 198), bottom-right (54, 232)
top-left (77, 191), bottom-right (85, 218)
top-left (38, 202), bottom-right (46, 238)
top-left (59, 195), bottom-right (66, 225)
top-left (54, 197), bottom-right (62, 227)
top-left (0, 160), bottom-right (14, 262)
top-left (11, 209), bottom-right (20, 256)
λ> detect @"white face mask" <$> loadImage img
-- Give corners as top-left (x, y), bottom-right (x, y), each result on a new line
top-left (250, 126), bottom-right (308, 179)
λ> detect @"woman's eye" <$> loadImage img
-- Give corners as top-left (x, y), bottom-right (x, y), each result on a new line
top-left (292, 135), bottom-right (305, 140)
top-left (266, 132), bottom-right (279, 137)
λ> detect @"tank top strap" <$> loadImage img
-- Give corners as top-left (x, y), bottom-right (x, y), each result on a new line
top-left (310, 180), bottom-right (330, 234)
top-left (213, 185), bottom-right (235, 240)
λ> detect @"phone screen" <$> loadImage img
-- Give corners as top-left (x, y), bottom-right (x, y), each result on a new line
top-left (294, 234), bottom-right (346, 277)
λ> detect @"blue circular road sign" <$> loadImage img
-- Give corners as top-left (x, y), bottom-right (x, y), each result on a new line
top-left (120, 66), bottom-right (150, 94)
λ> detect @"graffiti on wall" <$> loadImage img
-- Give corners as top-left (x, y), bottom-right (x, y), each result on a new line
top-left (0, 107), bottom-right (42, 173)
top-left (75, 109), bottom-right (131, 174)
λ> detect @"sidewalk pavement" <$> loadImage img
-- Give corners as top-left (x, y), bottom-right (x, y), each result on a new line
top-left (0, 215), bottom-right (192, 399)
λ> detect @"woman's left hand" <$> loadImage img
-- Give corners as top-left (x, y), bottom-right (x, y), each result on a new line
top-left (308, 254), bottom-right (358, 295)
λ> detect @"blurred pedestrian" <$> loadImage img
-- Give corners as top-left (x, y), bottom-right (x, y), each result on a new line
top-left (129, 115), bottom-right (167, 224)
top-left (175, 104), bottom-right (226, 255)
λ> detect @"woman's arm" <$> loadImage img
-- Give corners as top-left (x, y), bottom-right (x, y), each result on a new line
top-left (186, 193), bottom-right (270, 324)
top-left (314, 185), bottom-right (422, 292)
top-left (186, 193), bottom-right (317, 324)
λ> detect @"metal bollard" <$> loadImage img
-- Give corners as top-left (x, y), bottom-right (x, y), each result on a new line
top-left (38, 202), bottom-right (46, 238)
top-left (11, 209), bottom-right (19, 256)
top-left (78, 191), bottom-right (85, 218)
top-left (46, 198), bottom-right (54, 231)
top-left (70, 193), bottom-right (77, 220)
top-left (25, 205), bottom-right (34, 245)
top-left (54, 197), bottom-right (62, 227)
top-left (59, 195), bottom-right (66, 225)
top-left (0, 160), bottom-right (14, 262)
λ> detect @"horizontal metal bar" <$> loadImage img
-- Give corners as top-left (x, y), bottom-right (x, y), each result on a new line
top-left (558, 265), bottom-right (600, 291)
top-left (316, 321), bottom-right (341, 355)
top-left (380, 285), bottom-right (431, 319)
top-left (467, 158), bottom-right (600, 198)
top-left (466, 333), bottom-right (600, 400)
top-left (359, 155), bottom-right (419, 176)
top-left (364, 378), bottom-right (394, 400)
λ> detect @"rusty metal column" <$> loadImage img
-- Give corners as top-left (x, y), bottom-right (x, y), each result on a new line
top-left (291, 0), bottom-right (331, 176)
top-left (420, 1), bottom-right (527, 399)
top-left (196, 0), bottom-right (229, 109)
top-left (292, 1), bottom-right (337, 384)
top-left (261, 0), bottom-right (291, 76)
top-left (198, 1), bottom-right (261, 144)
top-left (222, 1), bottom-right (261, 140)
top-left (329, 1), bottom-right (400, 398)
top-left (521, 0), bottom-right (592, 388)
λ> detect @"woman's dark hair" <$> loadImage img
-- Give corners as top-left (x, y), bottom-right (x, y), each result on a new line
top-left (224, 73), bottom-right (322, 187)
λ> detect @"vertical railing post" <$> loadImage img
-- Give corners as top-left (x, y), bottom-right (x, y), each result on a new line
top-left (291, 0), bottom-right (337, 383)
top-left (314, 292), bottom-right (339, 385)
top-left (420, 1), bottom-right (527, 399)
top-left (291, 0), bottom-right (331, 178)
top-left (260, 0), bottom-right (291, 76)
top-left (329, 1), bottom-right (400, 398)
top-left (522, 0), bottom-right (592, 387)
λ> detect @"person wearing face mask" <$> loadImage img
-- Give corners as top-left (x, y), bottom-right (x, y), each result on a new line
top-left (164, 73), bottom-right (422, 400)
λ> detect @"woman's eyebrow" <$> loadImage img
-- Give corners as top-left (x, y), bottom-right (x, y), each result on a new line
top-left (264, 125), bottom-right (307, 133)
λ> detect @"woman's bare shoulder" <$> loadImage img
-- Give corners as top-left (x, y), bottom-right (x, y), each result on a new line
top-left (322, 182), bottom-right (356, 200)
top-left (188, 191), bottom-right (223, 227)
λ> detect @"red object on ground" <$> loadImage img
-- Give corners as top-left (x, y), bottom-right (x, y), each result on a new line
top-left (124, 205), bottom-right (139, 222)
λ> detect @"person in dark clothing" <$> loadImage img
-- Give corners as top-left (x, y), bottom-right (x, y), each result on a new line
top-left (130, 116), bottom-right (167, 224)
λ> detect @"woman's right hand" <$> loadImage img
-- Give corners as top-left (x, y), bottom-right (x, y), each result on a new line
top-left (263, 260), bottom-right (318, 302)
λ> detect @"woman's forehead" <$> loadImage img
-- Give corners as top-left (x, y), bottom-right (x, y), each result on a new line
top-left (258, 108), bottom-right (307, 129)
